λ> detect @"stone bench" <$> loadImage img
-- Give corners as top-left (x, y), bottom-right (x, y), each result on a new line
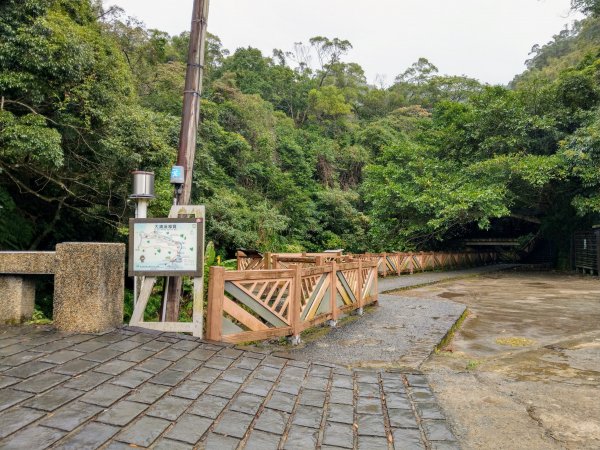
top-left (0, 243), bottom-right (125, 333)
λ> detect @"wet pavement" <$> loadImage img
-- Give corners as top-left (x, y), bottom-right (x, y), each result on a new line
top-left (275, 265), bottom-right (512, 369)
top-left (0, 325), bottom-right (458, 449)
top-left (413, 271), bottom-right (600, 450)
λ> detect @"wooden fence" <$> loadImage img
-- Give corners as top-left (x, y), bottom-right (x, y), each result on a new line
top-left (206, 260), bottom-right (378, 344)
top-left (237, 250), bottom-right (497, 277)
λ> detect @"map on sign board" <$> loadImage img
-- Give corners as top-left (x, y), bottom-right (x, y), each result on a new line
top-left (128, 218), bottom-right (204, 276)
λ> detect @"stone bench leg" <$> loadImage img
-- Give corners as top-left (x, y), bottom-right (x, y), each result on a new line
top-left (53, 243), bottom-right (125, 333)
top-left (0, 276), bottom-right (35, 325)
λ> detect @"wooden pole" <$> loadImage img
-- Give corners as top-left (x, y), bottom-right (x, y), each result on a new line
top-left (291, 265), bottom-right (302, 341)
top-left (206, 266), bottom-right (224, 341)
top-left (165, 0), bottom-right (210, 321)
top-left (330, 261), bottom-right (338, 323)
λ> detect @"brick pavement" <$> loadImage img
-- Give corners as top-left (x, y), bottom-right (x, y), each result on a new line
top-left (0, 325), bottom-right (459, 449)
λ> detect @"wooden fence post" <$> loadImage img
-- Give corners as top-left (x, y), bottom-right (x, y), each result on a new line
top-left (316, 256), bottom-right (324, 267)
top-left (382, 253), bottom-right (388, 277)
top-left (236, 251), bottom-right (243, 270)
top-left (291, 265), bottom-right (302, 342)
top-left (357, 260), bottom-right (363, 310)
top-left (330, 261), bottom-right (338, 324)
top-left (265, 252), bottom-right (272, 270)
top-left (206, 266), bottom-right (225, 341)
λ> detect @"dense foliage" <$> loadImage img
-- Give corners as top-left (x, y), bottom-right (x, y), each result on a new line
top-left (1, 0), bottom-right (599, 262)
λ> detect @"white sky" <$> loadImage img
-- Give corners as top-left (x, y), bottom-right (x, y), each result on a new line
top-left (104, 0), bottom-right (582, 85)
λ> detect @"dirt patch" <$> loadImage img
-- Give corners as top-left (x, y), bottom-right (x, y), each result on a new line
top-left (438, 292), bottom-right (465, 299)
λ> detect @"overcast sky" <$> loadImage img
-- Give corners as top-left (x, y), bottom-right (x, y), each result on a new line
top-left (104, 0), bottom-right (582, 85)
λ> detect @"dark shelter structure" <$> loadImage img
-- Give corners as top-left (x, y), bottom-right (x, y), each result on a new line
top-left (572, 226), bottom-right (600, 275)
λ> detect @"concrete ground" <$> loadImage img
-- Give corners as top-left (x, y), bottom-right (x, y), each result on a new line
top-left (401, 271), bottom-right (600, 450)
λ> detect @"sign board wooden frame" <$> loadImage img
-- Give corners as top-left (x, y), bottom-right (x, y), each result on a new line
top-left (128, 218), bottom-right (204, 277)
top-left (129, 205), bottom-right (205, 337)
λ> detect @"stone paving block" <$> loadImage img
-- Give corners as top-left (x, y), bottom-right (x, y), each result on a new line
top-left (234, 357), bottom-right (261, 371)
top-left (116, 415), bottom-right (171, 447)
top-left (141, 340), bottom-right (171, 352)
top-left (34, 340), bottom-right (72, 353)
top-left (327, 403), bottom-right (354, 425)
top-left (217, 348), bottom-right (244, 359)
top-left (52, 358), bottom-right (98, 376)
top-left (422, 419), bottom-right (456, 442)
top-left (39, 350), bottom-right (84, 365)
top-left (163, 413), bottom-right (212, 444)
top-left (155, 348), bottom-right (188, 362)
top-left (292, 405), bottom-right (323, 428)
top-left (23, 387), bottom-right (82, 412)
top-left (357, 435), bottom-right (389, 450)
top-left (0, 424), bottom-right (66, 449)
top-left (332, 375), bottom-right (353, 390)
top-left (299, 388), bottom-right (326, 407)
top-left (190, 366), bottom-right (221, 383)
top-left (136, 357), bottom-right (172, 374)
top-left (149, 369), bottom-right (188, 387)
top-left (204, 356), bottom-right (234, 370)
top-left (171, 340), bottom-right (199, 351)
top-left (244, 379), bottom-right (274, 396)
top-left (330, 387), bottom-right (353, 405)
top-left (415, 402), bottom-right (445, 420)
top-left (281, 365), bottom-right (307, 380)
top-left (147, 395), bottom-right (192, 421)
top-left (81, 348), bottom-right (122, 363)
top-left (275, 380), bottom-right (300, 396)
top-left (406, 374), bottom-right (429, 387)
top-left (206, 379), bottom-right (241, 399)
top-left (382, 378), bottom-right (407, 394)
top-left (97, 400), bottom-right (148, 426)
top-left (386, 393), bottom-right (411, 410)
top-left (357, 396), bottom-right (383, 415)
top-left (410, 388), bottom-right (436, 403)
top-left (284, 425), bottom-right (319, 450)
top-left (53, 421), bottom-right (119, 449)
top-left (13, 372), bottom-right (69, 393)
top-left (80, 384), bottom-right (130, 407)
top-left (304, 376), bottom-right (328, 391)
top-left (69, 340), bottom-right (108, 353)
top-left (323, 421), bottom-right (354, 449)
top-left (229, 392), bottom-right (264, 415)
top-left (254, 408), bottom-right (289, 434)
top-left (110, 339), bottom-right (142, 352)
top-left (266, 391), bottom-right (296, 413)
top-left (213, 410), bottom-right (254, 438)
top-left (355, 372), bottom-right (379, 384)
top-left (0, 344), bottom-right (29, 357)
top-left (357, 413), bottom-right (386, 437)
top-left (188, 394), bottom-right (228, 419)
top-left (171, 379), bottom-right (209, 399)
top-left (203, 432), bottom-right (240, 450)
top-left (263, 356), bottom-right (288, 368)
top-left (0, 407), bottom-right (45, 438)
top-left (94, 332), bottom-right (127, 344)
top-left (153, 438), bottom-right (194, 450)
top-left (4, 360), bottom-right (55, 378)
top-left (309, 364), bottom-right (332, 378)
top-left (94, 359), bottom-right (136, 376)
top-left (63, 371), bottom-right (112, 391)
top-left (170, 358), bottom-right (201, 373)
top-left (186, 348), bottom-right (215, 361)
top-left (221, 367), bottom-right (252, 384)
top-left (111, 369), bottom-right (154, 389)
top-left (127, 383), bottom-right (170, 404)
top-left (388, 408), bottom-right (419, 428)
top-left (358, 382), bottom-right (380, 398)
top-left (244, 430), bottom-right (281, 450)
top-left (0, 375), bottom-right (20, 389)
top-left (254, 364), bottom-right (282, 382)
top-left (118, 348), bottom-right (156, 363)
top-left (392, 427), bottom-right (425, 449)
top-left (126, 332), bottom-right (156, 343)
top-left (40, 401), bottom-right (103, 431)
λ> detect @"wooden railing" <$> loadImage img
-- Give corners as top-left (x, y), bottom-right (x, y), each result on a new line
top-left (237, 250), bottom-right (497, 277)
top-left (206, 260), bottom-right (378, 344)
top-left (360, 251), bottom-right (498, 277)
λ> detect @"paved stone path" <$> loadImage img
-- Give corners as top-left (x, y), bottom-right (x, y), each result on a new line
top-left (0, 326), bottom-right (458, 449)
top-left (276, 265), bottom-right (513, 369)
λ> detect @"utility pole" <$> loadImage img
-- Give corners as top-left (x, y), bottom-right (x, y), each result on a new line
top-left (164, 0), bottom-right (210, 321)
